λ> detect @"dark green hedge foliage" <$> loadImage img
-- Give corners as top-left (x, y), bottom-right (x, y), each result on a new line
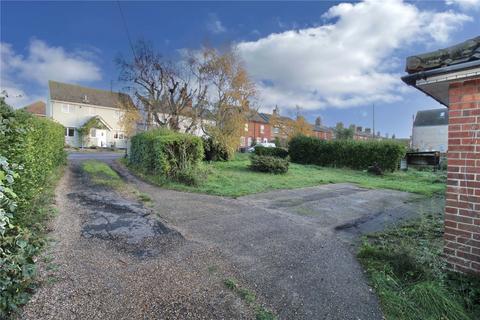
top-left (0, 102), bottom-right (65, 214)
top-left (288, 135), bottom-right (406, 171)
top-left (250, 155), bottom-right (289, 174)
top-left (1, 100), bottom-right (65, 317)
top-left (254, 146), bottom-right (289, 159)
top-left (129, 128), bottom-right (204, 183)
top-left (203, 136), bottom-right (229, 161)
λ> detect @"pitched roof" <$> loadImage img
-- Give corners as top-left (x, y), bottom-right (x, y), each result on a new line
top-left (259, 112), bottom-right (294, 124)
top-left (248, 110), bottom-right (268, 123)
top-left (49, 80), bottom-right (133, 109)
top-left (312, 124), bottom-right (333, 133)
top-left (23, 100), bottom-right (46, 116)
top-left (405, 36), bottom-right (480, 74)
top-left (414, 108), bottom-right (449, 127)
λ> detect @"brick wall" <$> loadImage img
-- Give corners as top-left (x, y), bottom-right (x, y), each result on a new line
top-left (444, 79), bottom-right (480, 274)
top-left (240, 121), bottom-right (271, 147)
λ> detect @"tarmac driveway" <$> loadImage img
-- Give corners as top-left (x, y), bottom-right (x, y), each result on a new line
top-left (111, 162), bottom-right (440, 320)
top-left (24, 157), bottom-right (441, 319)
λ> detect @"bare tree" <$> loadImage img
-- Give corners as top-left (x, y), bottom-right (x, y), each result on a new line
top-left (117, 40), bottom-right (207, 132)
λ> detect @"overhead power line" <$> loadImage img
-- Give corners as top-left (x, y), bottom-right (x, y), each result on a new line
top-left (116, 0), bottom-right (136, 59)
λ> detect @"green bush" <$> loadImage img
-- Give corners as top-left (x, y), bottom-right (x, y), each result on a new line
top-left (289, 135), bottom-right (405, 171)
top-left (203, 136), bottom-right (229, 161)
top-left (0, 102), bottom-right (65, 216)
top-left (254, 146), bottom-right (289, 159)
top-left (250, 155), bottom-right (289, 174)
top-left (0, 100), bottom-right (65, 317)
top-left (129, 129), bottom-right (204, 185)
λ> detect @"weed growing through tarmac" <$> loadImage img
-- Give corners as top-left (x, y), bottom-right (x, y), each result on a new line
top-left (358, 211), bottom-right (480, 320)
top-left (223, 277), bottom-right (276, 320)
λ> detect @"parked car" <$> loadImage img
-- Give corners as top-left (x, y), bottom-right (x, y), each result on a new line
top-left (247, 142), bottom-right (276, 152)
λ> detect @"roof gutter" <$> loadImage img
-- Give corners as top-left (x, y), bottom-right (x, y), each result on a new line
top-left (401, 60), bottom-right (480, 107)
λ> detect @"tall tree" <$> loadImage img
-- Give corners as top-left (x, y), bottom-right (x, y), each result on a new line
top-left (117, 40), bottom-right (207, 132)
top-left (192, 47), bottom-right (256, 158)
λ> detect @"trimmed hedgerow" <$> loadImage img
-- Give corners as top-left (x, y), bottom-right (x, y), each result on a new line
top-left (0, 100), bottom-right (65, 317)
top-left (289, 136), bottom-right (406, 172)
top-left (254, 146), bottom-right (289, 159)
top-left (129, 128), bottom-right (204, 185)
top-left (0, 102), bottom-right (65, 217)
top-left (250, 155), bottom-right (289, 174)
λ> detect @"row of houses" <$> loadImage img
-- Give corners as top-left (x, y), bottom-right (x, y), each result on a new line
top-left (24, 80), bottom-right (390, 149)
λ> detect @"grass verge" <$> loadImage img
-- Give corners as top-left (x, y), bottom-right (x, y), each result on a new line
top-left (223, 277), bottom-right (277, 320)
top-left (358, 211), bottom-right (480, 320)
top-left (124, 153), bottom-right (445, 197)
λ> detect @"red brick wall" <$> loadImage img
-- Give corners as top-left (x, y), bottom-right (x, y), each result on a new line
top-left (240, 121), bottom-right (272, 147)
top-left (313, 130), bottom-right (333, 140)
top-left (445, 79), bottom-right (480, 274)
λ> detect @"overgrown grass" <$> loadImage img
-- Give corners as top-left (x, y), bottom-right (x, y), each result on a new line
top-left (81, 160), bottom-right (152, 204)
top-left (82, 160), bottom-right (124, 188)
top-left (358, 212), bottom-right (480, 320)
top-left (223, 277), bottom-right (277, 320)
top-left (126, 153), bottom-right (445, 197)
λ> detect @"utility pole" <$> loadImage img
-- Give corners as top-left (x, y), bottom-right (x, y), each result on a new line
top-left (372, 103), bottom-right (375, 139)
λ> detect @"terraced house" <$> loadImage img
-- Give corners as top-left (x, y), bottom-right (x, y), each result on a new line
top-left (47, 81), bottom-right (133, 148)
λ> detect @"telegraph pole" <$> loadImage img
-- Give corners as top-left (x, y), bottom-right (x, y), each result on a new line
top-left (372, 103), bottom-right (375, 139)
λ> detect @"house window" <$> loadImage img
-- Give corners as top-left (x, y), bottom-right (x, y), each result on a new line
top-left (273, 127), bottom-right (280, 134)
top-left (65, 127), bottom-right (75, 137)
top-left (90, 128), bottom-right (96, 138)
top-left (114, 131), bottom-right (125, 140)
top-left (61, 104), bottom-right (75, 113)
top-left (244, 123), bottom-right (248, 132)
top-left (260, 125), bottom-right (264, 134)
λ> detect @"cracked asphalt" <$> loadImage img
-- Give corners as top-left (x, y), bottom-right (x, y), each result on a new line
top-left (21, 153), bottom-right (442, 319)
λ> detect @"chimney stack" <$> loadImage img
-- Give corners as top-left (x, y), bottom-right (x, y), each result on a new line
top-left (315, 116), bottom-right (322, 127)
top-left (356, 126), bottom-right (362, 133)
top-left (365, 128), bottom-right (371, 134)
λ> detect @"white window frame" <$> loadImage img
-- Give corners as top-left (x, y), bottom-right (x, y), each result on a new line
top-left (65, 127), bottom-right (75, 137)
top-left (260, 125), bottom-right (264, 134)
top-left (244, 123), bottom-right (248, 132)
top-left (273, 127), bottom-right (280, 134)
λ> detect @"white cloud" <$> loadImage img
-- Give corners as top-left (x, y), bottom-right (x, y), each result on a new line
top-left (446, 0), bottom-right (480, 10)
top-left (237, 0), bottom-right (472, 111)
top-left (1, 39), bottom-right (101, 107)
top-left (207, 13), bottom-right (227, 34)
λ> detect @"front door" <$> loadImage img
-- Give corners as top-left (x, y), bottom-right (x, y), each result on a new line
top-left (96, 129), bottom-right (107, 147)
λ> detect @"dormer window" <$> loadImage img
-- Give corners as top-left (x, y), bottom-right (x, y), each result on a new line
top-left (82, 95), bottom-right (89, 103)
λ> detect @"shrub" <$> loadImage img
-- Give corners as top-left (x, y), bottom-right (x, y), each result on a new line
top-left (250, 155), bottom-right (289, 174)
top-left (289, 135), bottom-right (405, 171)
top-left (203, 136), bottom-right (229, 161)
top-left (0, 100), bottom-right (65, 317)
top-left (254, 146), bottom-right (289, 159)
top-left (129, 129), bottom-right (204, 184)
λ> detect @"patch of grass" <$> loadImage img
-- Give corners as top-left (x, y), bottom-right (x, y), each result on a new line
top-left (358, 212), bottom-right (480, 320)
top-left (81, 160), bottom-right (123, 188)
top-left (127, 153), bottom-right (445, 197)
top-left (223, 277), bottom-right (277, 319)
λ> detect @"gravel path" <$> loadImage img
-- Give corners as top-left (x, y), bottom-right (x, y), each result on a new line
top-left (21, 163), bottom-right (254, 319)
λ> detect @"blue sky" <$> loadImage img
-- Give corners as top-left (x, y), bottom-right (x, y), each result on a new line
top-left (1, 0), bottom-right (479, 138)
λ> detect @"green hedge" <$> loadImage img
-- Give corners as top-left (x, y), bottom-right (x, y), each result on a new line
top-left (203, 136), bottom-right (229, 161)
top-left (289, 136), bottom-right (406, 171)
top-left (1, 100), bottom-right (65, 317)
top-left (129, 129), bottom-right (204, 183)
top-left (250, 155), bottom-right (289, 174)
top-left (0, 102), bottom-right (65, 214)
top-left (254, 146), bottom-right (289, 159)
